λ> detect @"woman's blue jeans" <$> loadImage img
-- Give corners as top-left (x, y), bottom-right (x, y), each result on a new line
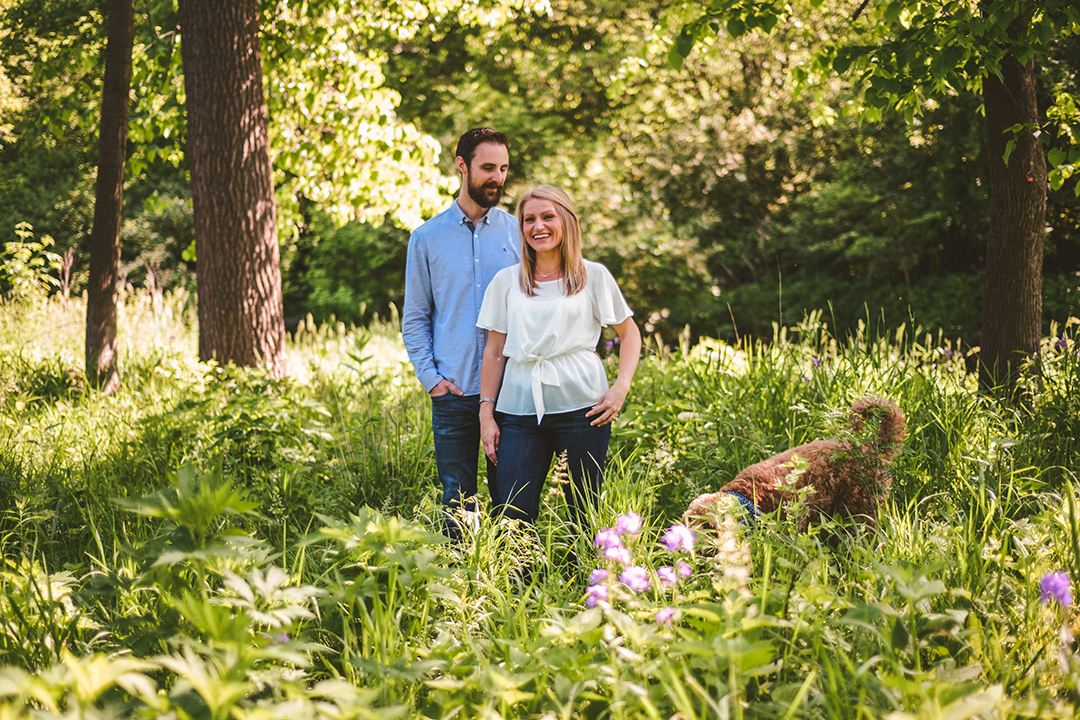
top-left (430, 393), bottom-right (496, 538)
top-left (495, 408), bottom-right (611, 527)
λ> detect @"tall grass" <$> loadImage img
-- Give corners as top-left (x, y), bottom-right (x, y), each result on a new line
top-left (2, 291), bottom-right (1080, 718)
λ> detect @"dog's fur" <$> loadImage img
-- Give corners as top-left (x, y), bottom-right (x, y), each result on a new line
top-left (684, 397), bottom-right (906, 535)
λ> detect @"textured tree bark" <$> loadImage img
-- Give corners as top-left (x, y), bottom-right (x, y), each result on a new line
top-left (178, 0), bottom-right (286, 377)
top-left (84, 0), bottom-right (134, 394)
top-left (980, 12), bottom-right (1046, 392)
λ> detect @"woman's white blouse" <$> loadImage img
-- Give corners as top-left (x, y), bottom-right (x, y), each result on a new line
top-left (477, 260), bottom-right (633, 421)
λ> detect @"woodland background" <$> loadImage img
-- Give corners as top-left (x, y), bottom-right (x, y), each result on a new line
top-left (4, 2), bottom-right (1080, 717)
top-left (1, 0), bottom-right (1077, 353)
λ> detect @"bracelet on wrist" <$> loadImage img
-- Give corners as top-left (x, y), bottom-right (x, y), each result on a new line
top-left (479, 397), bottom-right (496, 405)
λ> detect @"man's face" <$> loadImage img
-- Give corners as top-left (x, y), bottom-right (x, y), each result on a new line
top-left (460, 142), bottom-right (509, 209)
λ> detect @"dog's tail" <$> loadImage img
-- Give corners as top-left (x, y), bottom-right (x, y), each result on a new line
top-left (848, 397), bottom-right (906, 461)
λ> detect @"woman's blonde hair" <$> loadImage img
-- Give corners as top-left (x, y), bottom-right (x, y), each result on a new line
top-left (516, 185), bottom-right (587, 297)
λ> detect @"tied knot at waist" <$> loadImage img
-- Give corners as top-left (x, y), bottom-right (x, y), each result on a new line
top-left (520, 349), bottom-right (584, 422)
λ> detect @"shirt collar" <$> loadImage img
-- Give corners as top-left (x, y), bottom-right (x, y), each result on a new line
top-left (454, 200), bottom-right (493, 227)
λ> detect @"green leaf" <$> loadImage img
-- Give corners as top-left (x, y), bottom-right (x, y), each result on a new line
top-left (1035, 18), bottom-right (1053, 46)
top-left (1002, 138), bottom-right (1016, 167)
top-left (833, 51), bottom-right (852, 74)
top-left (727, 16), bottom-right (746, 37)
top-left (891, 617), bottom-right (910, 652)
top-left (942, 44), bottom-right (965, 70)
top-left (1048, 147), bottom-right (1066, 167)
top-left (667, 45), bottom-right (686, 70)
top-left (675, 26), bottom-right (696, 59)
top-left (863, 88), bottom-right (889, 110)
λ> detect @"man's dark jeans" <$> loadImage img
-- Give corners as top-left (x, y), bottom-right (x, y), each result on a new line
top-left (494, 408), bottom-right (611, 528)
top-left (430, 392), bottom-right (496, 539)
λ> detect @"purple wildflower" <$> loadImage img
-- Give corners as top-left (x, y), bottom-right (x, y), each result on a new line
top-left (662, 524), bottom-right (696, 553)
top-left (616, 512), bottom-right (643, 536)
top-left (655, 606), bottom-right (676, 627)
top-left (620, 566), bottom-right (650, 593)
top-left (942, 347), bottom-right (954, 356)
top-left (585, 584), bottom-right (609, 608)
top-left (657, 566), bottom-right (678, 586)
top-left (812, 357), bottom-right (821, 367)
top-left (594, 528), bottom-right (621, 550)
top-left (1057, 335), bottom-right (1068, 351)
top-left (676, 559), bottom-right (693, 578)
top-left (605, 340), bottom-right (615, 351)
top-left (801, 376), bottom-right (810, 383)
top-left (588, 568), bottom-right (609, 585)
top-left (605, 545), bottom-right (633, 566)
top-left (614, 336), bottom-right (620, 346)
top-left (1041, 572), bottom-right (1072, 609)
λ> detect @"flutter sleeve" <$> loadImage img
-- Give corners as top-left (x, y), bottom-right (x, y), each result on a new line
top-left (477, 266), bottom-right (514, 333)
top-left (588, 261), bottom-right (633, 326)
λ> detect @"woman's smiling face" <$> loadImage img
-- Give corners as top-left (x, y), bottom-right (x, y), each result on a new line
top-left (521, 198), bottom-right (563, 256)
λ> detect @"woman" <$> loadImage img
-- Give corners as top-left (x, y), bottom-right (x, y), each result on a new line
top-left (476, 185), bottom-right (641, 528)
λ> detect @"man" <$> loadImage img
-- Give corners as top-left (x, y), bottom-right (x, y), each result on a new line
top-left (402, 128), bottom-right (520, 538)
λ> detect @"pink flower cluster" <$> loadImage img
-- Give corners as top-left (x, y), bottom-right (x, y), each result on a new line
top-left (583, 515), bottom-right (697, 627)
top-left (1041, 571), bottom-right (1072, 609)
top-left (657, 560), bottom-right (693, 586)
top-left (662, 524), bottom-right (696, 553)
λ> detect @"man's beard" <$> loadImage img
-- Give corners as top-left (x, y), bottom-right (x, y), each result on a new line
top-left (466, 174), bottom-right (503, 209)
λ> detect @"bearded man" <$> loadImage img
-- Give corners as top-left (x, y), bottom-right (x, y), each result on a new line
top-left (402, 127), bottom-right (520, 539)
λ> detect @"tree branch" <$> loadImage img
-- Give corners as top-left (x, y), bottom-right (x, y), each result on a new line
top-left (852, 0), bottom-right (871, 22)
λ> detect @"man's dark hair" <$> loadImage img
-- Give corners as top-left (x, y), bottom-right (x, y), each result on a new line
top-left (455, 128), bottom-right (509, 169)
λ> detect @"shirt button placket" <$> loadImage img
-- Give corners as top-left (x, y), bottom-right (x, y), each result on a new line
top-left (474, 229), bottom-right (482, 291)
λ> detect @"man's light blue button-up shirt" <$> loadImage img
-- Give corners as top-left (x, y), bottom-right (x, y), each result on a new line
top-left (402, 200), bottom-right (520, 395)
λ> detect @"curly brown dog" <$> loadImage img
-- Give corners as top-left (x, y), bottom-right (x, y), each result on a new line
top-left (684, 397), bottom-right (906, 536)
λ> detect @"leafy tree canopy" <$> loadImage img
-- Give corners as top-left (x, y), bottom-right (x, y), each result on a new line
top-left (1, 0), bottom-right (550, 239)
top-left (669, 0), bottom-right (1080, 192)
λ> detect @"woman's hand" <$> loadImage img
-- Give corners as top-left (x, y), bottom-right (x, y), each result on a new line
top-left (586, 384), bottom-right (629, 426)
top-left (481, 413), bottom-right (500, 464)
top-left (588, 316), bottom-right (640, 427)
top-left (478, 330), bottom-right (507, 464)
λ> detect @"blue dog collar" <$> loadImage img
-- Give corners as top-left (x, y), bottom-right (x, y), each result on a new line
top-left (725, 491), bottom-right (760, 527)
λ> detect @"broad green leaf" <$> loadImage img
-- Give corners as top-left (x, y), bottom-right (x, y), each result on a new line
top-left (942, 44), bottom-right (965, 70)
top-left (667, 45), bottom-right (686, 70)
top-left (890, 617), bottom-right (910, 652)
top-left (833, 51), bottom-right (852, 74)
top-left (1002, 138), bottom-right (1016, 167)
top-left (995, 8), bottom-right (1017, 29)
top-left (675, 26), bottom-right (696, 60)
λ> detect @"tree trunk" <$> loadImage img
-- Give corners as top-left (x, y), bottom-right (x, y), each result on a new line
top-left (979, 14), bottom-right (1046, 392)
top-left (84, 0), bottom-right (134, 394)
top-left (178, 0), bottom-right (286, 377)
